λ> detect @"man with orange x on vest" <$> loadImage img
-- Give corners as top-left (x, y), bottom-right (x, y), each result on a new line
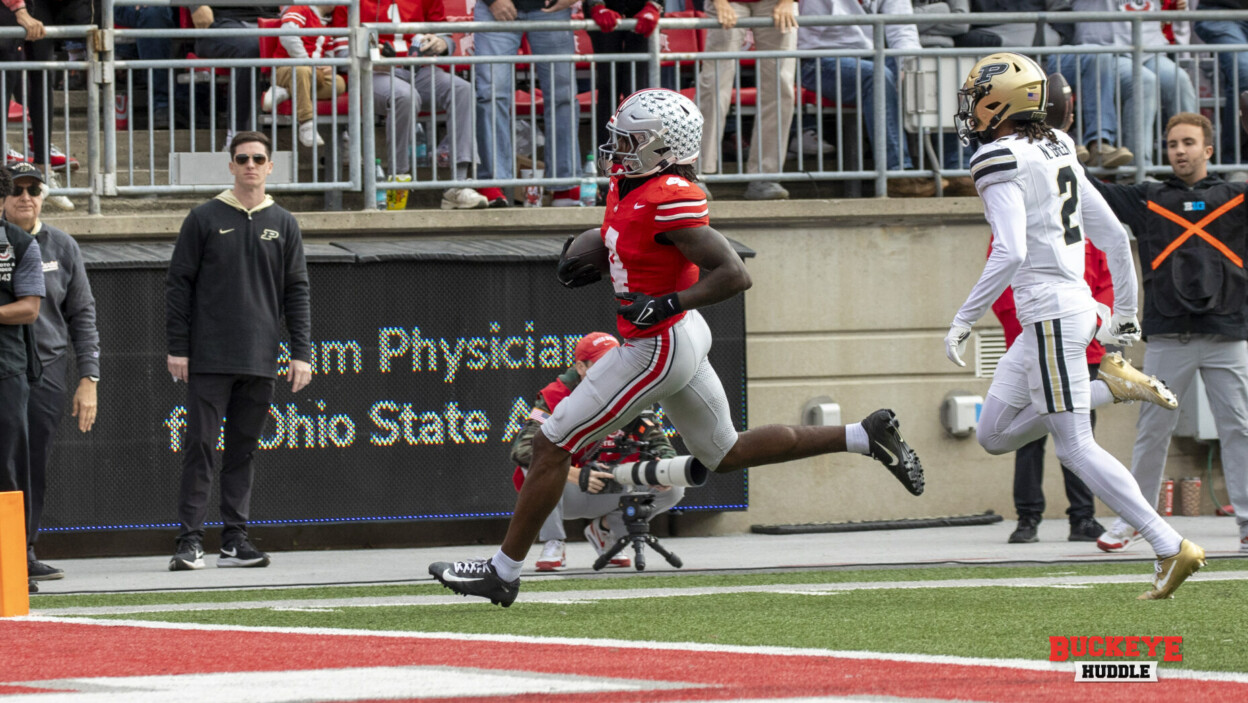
top-left (1089, 112), bottom-right (1248, 555)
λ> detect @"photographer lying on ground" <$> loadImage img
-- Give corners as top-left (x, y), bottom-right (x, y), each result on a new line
top-left (508, 331), bottom-right (684, 571)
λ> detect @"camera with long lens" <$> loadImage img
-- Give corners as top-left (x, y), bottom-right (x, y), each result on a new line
top-left (602, 455), bottom-right (708, 491)
top-left (576, 415), bottom-right (707, 493)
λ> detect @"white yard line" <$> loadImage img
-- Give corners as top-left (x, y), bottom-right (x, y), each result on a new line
top-left (34, 569), bottom-right (1248, 616)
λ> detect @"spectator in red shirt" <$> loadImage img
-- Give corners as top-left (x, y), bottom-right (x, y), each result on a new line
top-left (268, 4), bottom-right (346, 148)
top-left (991, 238), bottom-right (1113, 544)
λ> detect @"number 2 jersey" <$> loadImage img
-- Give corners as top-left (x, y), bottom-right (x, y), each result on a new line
top-left (602, 173), bottom-right (710, 339)
top-left (954, 129), bottom-right (1137, 329)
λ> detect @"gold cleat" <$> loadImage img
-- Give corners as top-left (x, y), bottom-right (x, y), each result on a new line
top-left (1138, 540), bottom-right (1206, 600)
top-left (1098, 352), bottom-right (1179, 410)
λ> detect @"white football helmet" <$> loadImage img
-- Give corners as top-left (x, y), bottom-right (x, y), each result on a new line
top-left (598, 88), bottom-right (703, 177)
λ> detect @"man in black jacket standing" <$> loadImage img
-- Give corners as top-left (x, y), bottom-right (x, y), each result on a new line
top-left (165, 130), bottom-right (312, 571)
top-left (1089, 112), bottom-right (1248, 555)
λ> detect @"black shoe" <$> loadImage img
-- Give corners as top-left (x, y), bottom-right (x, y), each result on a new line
top-left (1068, 517), bottom-right (1106, 542)
top-left (1009, 515), bottom-right (1041, 543)
top-left (169, 536), bottom-right (205, 571)
top-left (27, 559), bottom-right (64, 581)
top-left (429, 558), bottom-right (520, 607)
top-left (486, 197), bottom-right (512, 208)
top-left (862, 409), bottom-right (924, 496)
top-left (28, 579), bottom-right (37, 593)
top-left (218, 535), bottom-right (270, 568)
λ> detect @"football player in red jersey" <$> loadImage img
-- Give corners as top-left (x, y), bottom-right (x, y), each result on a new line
top-left (430, 89), bottom-right (924, 606)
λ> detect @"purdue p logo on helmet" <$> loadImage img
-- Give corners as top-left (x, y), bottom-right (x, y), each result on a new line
top-left (956, 52), bottom-right (1048, 146)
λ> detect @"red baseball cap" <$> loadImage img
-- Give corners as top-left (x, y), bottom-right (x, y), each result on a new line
top-left (574, 332), bottom-right (619, 363)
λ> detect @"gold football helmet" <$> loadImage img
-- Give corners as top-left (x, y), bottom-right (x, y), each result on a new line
top-left (956, 52), bottom-right (1048, 146)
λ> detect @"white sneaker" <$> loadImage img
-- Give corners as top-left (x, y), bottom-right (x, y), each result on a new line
top-left (261, 85), bottom-right (289, 113)
top-left (43, 170), bottom-right (74, 211)
top-left (534, 540), bottom-right (566, 571)
top-left (1096, 520), bottom-right (1139, 553)
top-left (440, 187), bottom-right (488, 210)
top-left (298, 121), bottom-right (324, 148)
top-left (584, 520), bottom-right (630, 568)
top-left (789, 128), bottom-right (833, 156)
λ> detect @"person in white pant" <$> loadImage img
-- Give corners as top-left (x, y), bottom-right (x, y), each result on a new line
top-left (697, 0), bottom-right (798, 200)
top-left (339, 0), bottom-right (487, 210)
top-left (1088, 112), bottom-right (1248, 554)
top-left (945, 53), bottom-right (1206, 600)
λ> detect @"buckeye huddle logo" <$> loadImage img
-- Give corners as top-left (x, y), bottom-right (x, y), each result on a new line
top-left (1050, 636), bottom-right (1182, 682)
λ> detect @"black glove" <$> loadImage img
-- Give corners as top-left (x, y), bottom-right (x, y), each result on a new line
top-left (556, 235), bottom-right (603, 288)
top-left (617, 291), bottom-right (683, 328)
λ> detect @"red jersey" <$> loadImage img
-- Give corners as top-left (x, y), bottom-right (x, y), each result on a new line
top-left (276, 6), bottom-right (335, 59)
top-left (602, 174), bottom-right (709, 339)
top-left (334, 0), bottom-right (447, 57)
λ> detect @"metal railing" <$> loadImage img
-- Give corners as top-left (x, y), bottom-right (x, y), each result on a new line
top-left (13, 6), bottom-right (1248, 211)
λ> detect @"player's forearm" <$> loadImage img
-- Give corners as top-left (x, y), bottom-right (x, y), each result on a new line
top-left (0, 297), bottom-right (40, 325)
top-left (956, 183), bottom-right (1027, 327)
top-left (676, 263), bottom-right (751, 311)
top-left (666, 226), bottom-right (752, 310)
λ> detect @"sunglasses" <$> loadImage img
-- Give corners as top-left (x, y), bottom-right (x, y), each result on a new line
top-left (10, 184), bottom-right (41, 197)
top-left (233, 153), bottom-right (268, 166)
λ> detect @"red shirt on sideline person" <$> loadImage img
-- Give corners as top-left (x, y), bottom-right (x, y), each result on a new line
top-left (989, 237), bottom-right (1115, 364)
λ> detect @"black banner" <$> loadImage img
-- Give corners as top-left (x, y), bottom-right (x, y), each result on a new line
top-left (40, 239), bottom-right (749, 534)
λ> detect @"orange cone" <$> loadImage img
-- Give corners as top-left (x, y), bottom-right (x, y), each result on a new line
top-left (0, 491), bottom-right (29, 617)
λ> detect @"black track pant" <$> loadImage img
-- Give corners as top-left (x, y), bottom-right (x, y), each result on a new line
top-left (177, 373), bottom-right (275, 541)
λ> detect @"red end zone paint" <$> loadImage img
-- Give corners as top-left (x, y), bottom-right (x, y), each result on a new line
top-left (3, 620), bottom-right (1246, 702)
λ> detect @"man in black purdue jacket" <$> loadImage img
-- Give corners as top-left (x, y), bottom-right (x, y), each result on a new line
top-left (165, 130), bottom-right (312, 572)
top-left (1089, 113), bottom-right (1248, 555)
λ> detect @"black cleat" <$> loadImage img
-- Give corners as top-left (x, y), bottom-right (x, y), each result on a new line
top-left (28, 579), bottom-right (37, 593)
top-left (429, 558), bottom-right (520, 607)
top-left (1009, 514), bottom-right (1041, 543)
top-left (862, 409), bottom-right (924, 496)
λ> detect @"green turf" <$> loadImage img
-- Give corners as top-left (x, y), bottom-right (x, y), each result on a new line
top-left (33, 558), bottom-right (1248, 610)
top-left (86, 579), bottom-right (1248, 672)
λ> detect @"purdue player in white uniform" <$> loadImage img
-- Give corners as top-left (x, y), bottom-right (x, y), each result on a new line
top-left (945, 53), bottom-right (1206, 600)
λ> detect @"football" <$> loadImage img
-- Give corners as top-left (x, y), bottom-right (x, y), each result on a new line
top-left (1045, 71), bottom-right (1074, 133)
top-left (561, 228), bottom-right (610, 275)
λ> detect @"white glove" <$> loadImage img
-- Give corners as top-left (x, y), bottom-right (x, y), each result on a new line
top-left (945, 324), bottom-right (971, 367)
top-left (1097, 310), bottom-right (1141, 347)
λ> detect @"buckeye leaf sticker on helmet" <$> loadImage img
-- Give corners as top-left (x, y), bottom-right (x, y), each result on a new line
top-left (598, 88), bottom-right (704, 177)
